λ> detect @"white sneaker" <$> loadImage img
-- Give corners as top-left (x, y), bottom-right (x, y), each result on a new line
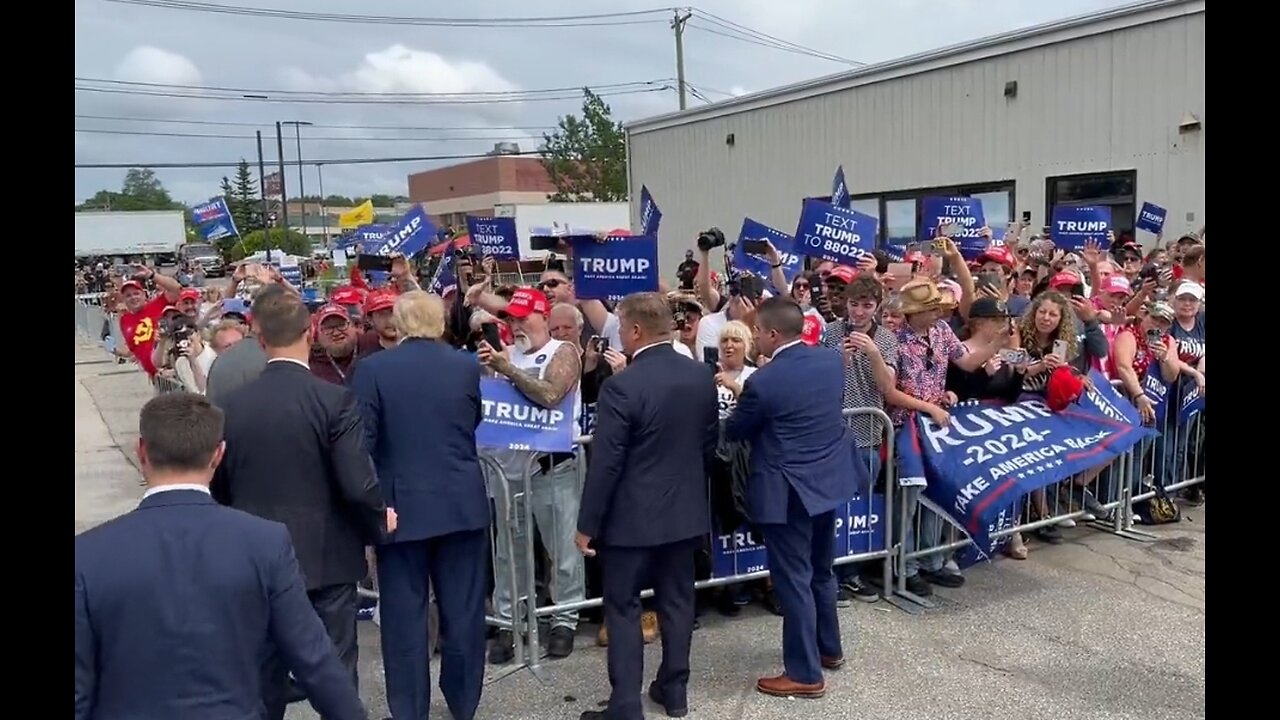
top-left (943, 559), bottom-right (960, 574)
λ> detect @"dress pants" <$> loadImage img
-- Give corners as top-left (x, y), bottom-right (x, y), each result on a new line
top-left (378, 528), bottom-right (488, 720)
top-left (264, 583), bottom-right (360, 720)
top-left (600, 537), bottom-right (698, 720)
top-left (760, 487), bottom-right (843, 685)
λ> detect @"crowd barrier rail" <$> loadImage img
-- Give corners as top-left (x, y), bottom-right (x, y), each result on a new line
top-left (77, 300), bottom-right (1205, 681)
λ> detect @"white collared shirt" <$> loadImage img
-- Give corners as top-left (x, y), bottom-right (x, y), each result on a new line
top-left (630, 341), bottom-right (669, 361)
top-left (770, 338), bottom-right (804, 359)
top-left (142, 483), bottom-right (211, 499)
top-left (267, 357), bottom-right (310, 370)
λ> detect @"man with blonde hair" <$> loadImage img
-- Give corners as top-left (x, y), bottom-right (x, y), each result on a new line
top-left (351, 290), bottom-right (490, 720)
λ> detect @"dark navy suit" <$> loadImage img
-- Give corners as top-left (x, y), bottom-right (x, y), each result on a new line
top-left (350, 338), bottom-right (491, 720)
top-left (74, 489), bottom-right (366, 720)
top-left (577, 343), bottom-right (719, 720)
top-left (725, 341), bottom-right (867, 685)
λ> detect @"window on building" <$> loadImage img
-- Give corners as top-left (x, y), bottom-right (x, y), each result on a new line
top-left (884, 199), bottom-right (917, 246)
top-left (847, 181), bottom-right (1015, 247)
top-left (1046, 170), bottom-right (1137, 237)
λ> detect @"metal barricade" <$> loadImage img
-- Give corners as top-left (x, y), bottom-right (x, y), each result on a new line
top-left (893, 379), bottom-right (1206, 609)
top-left (518, 407), bottom-right (897, 676)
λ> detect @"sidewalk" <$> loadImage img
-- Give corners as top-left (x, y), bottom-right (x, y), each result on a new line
top-left (74, 341), bottom-right (147, 535)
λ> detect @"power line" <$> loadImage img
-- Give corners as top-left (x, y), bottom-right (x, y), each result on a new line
top-left (99, 0), bottom-right (674, 28)
top-left (75, 149), bottom-right (555, 170)
top-left (74, 84), bottom-right (670, 106)
top-left (74, 76), bottom-right (662, 99)
top-left (75, 127), bottom-right (541, 142)
top-left (690, 9), bottom-right (863, 66)
top-left (74, 113), bottom-right (557, 132)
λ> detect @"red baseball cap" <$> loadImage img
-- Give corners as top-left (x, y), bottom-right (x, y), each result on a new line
top-left (329, 286), bottom-right (364, 306)
top-left (315, 304), bottom-right (350, 325)
top-left (504, 287), bottom-right (550, 318)
top-left (120, 279), bottom-right (145, 292)
top-left (977, 245), bottom-right (1015, 268)
top-left (1049, 270), bottom-right (1082, 289)
top-left (1046, 366), bottom-right (1085, 412)
top-left (363, 291), bottom-right (397, 315)
top-left (827, 266), bottom-right (857, 284)
top-left (178, 288), bottom-right (202, 302)
top-left (801, 314), bottom-right (823, 346)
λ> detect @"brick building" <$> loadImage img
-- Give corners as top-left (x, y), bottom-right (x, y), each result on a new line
top-left (407, 153), bottom-right (557, 228)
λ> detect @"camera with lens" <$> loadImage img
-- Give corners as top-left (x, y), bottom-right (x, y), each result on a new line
top-left (727, 273), bottom-right (763, 301)
top-left (163, 313), bottom-right (197, 355)
top-left (696, 227), bottom-right (727, 252)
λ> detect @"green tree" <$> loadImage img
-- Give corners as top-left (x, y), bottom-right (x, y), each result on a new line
top-left (323, 194), bottom-right (355, 206)
top-left (231, 227), bottom-right (311, 261)
top-left (230, 160), bottom-right (260, 232)
top-left (75, 167), bottom-right (182, 212)
top-left (539, 88), bottom-right (627, 202)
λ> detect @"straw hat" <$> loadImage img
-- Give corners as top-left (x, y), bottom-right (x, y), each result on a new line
top-left (899, 278), bottom-right (942, 316)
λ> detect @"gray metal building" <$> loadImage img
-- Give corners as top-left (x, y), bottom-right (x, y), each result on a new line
top-left (626, 0), bottom-right (1205, 275)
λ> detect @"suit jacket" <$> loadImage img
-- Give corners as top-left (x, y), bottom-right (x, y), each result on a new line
top-left (725, 342), bottom-right (866, 525)
top-left (75, 490), bottom-right (366, 720)
top-left (578, 343), bottom-right (718, 547)
top-left (349, 338), bottom-right (489, 542)
top-left (205, 335), bottom-right (268, 408)
top-left (212, 360), bottom-right (386, 589)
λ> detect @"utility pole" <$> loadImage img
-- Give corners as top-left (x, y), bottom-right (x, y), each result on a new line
top-left (283, 121), bottom-right (313, 240)
top-left (672, 9), bottom-right (691, 111)
top-left (275, 121), bottom-right (290, 236)
top-left (255, 131), bottom-right (270, 234)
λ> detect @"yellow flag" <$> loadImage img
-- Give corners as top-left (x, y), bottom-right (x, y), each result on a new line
top-left (339, 200), bottom-right (374, 229)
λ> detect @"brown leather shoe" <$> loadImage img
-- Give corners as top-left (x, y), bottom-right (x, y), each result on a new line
top-left (755, 674), bottom-right (825, 698)
top-left (641, 610), bottom-right (660, 644)
top-left (821, 656), bottom-right (845, 670)
top-left (595, 624), bottom-right (608, 647)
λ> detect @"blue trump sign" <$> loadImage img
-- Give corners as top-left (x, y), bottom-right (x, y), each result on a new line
top-left (639, 185), bottom-right (662, 236)
top-left (922, 196), bottom-right (987, 260)
top-left (794, 198), bottom-right (877, 266)
top-left (191, 197), bottom-right (239, 242)
top-left (1051, 205), bottom-right (1112, 252)
top-left (898, 371), bottom-right (1150, 559)
top-left (1136, 202), bottom-right (1167, 235)
top-left (733, 218), bottom-right (803, 290)
top-left (374, 205), bottom-right (439, 257)
top-left (831, 165), bottom-right (851, 210)
top-left (712, 526), bottom-right (769, 578)
top-left (465, 216), bottom-right (519, 260)
top-left (476, 377), bottom-right (574, 453)
top-left (569, 234), bottom-right (659, 303)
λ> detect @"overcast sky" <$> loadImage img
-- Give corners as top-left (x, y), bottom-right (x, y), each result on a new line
top-left (74, 0), bottom-right (1135, 205)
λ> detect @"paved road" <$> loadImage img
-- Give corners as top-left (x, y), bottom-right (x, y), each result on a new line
top-left (74, 339), bottom-right (1206, 720)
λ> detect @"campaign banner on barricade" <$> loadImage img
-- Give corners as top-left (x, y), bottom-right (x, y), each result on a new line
top-left (1141, 363), bottom-right (1171, 422)
top-left (1136, 202), bottom-right (1167, 235)
top-left (569, 234), bottom-right (659, 303)
top-left (710, 492), bottom-right (889, 578)
top-left (1178, 383), bottom-right (1203, 423)
top-left (465, 216), bottom-right (519, 260)
top-left (899, 371), bottom-right (1151, 559)
top-left (921, 196), bottom-right (987, 260)
top-left (733, 218), bottom-right (803, 290)
top-left (476, 377), bottom-right (574, 453)
top-left (1051, 205), bottom-right (1112, 252)
top-left (639, 185), bottom-right (663, 236)
top-left (793, 198), bottom-right (877, 266)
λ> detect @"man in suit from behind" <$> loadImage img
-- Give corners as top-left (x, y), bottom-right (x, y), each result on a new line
top-left (725, 297), bottom-right (866, 699)
top-left (350, 290), bottom-right (491, 720)
top-left (75, 393), bottom-right (367, 720)
top-left (212, 287), bottom-right (389, 720)
top-left (576, 292), bottom-right (719, 720)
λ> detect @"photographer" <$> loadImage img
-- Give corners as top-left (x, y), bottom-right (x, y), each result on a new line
top-left (152, 306), bottom-right (216, 394)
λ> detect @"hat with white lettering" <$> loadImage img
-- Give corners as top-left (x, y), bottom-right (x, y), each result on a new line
top-left (504, 287), bottom-right (550, 319)
top-left (1100, 276), bottom-right (1131, 296)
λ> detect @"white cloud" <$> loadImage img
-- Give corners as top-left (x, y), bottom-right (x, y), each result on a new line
top-left (280, 44), bottom-right (518, 95)
top-left (112, 46), bottom-right (202, 86)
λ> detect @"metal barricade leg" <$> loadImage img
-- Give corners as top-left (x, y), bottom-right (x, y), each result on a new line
top-left (479, 457), bottom-right (539, 684)
top-left (520, 455), bottom-right (548, 682)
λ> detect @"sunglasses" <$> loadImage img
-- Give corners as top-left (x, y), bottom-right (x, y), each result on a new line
top-left (793, 282), bottom-right (810, 291)
top-left (320, 320), bottom-right (350, 334)
top-left (538, 279), bottom-right (564, 290)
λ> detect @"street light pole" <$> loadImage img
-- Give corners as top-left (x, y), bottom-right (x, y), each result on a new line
top-left (283, 120), bottom-right (314, 242)
top-left (316, 163), bottom-right (331, 246)
top-left (274, 121), bottom-right (289, 236)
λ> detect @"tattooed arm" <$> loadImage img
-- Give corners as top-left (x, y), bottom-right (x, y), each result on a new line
top-left (491, 343), bottom-right (582, 409)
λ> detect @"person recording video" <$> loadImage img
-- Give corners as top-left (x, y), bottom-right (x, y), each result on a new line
top-left (152, 306), bottom-right (216, 394)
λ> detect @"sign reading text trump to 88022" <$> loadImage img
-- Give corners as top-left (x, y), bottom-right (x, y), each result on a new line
top-left (793, 198), bottom-right (878, 266)
top-left (476, 377), bottom-right (575, 453)
top-left (464, 216), bottom-right (519, 260)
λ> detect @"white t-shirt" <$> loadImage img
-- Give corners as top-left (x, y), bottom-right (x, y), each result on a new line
top-left (716, 365), bottom-right (756, 420)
